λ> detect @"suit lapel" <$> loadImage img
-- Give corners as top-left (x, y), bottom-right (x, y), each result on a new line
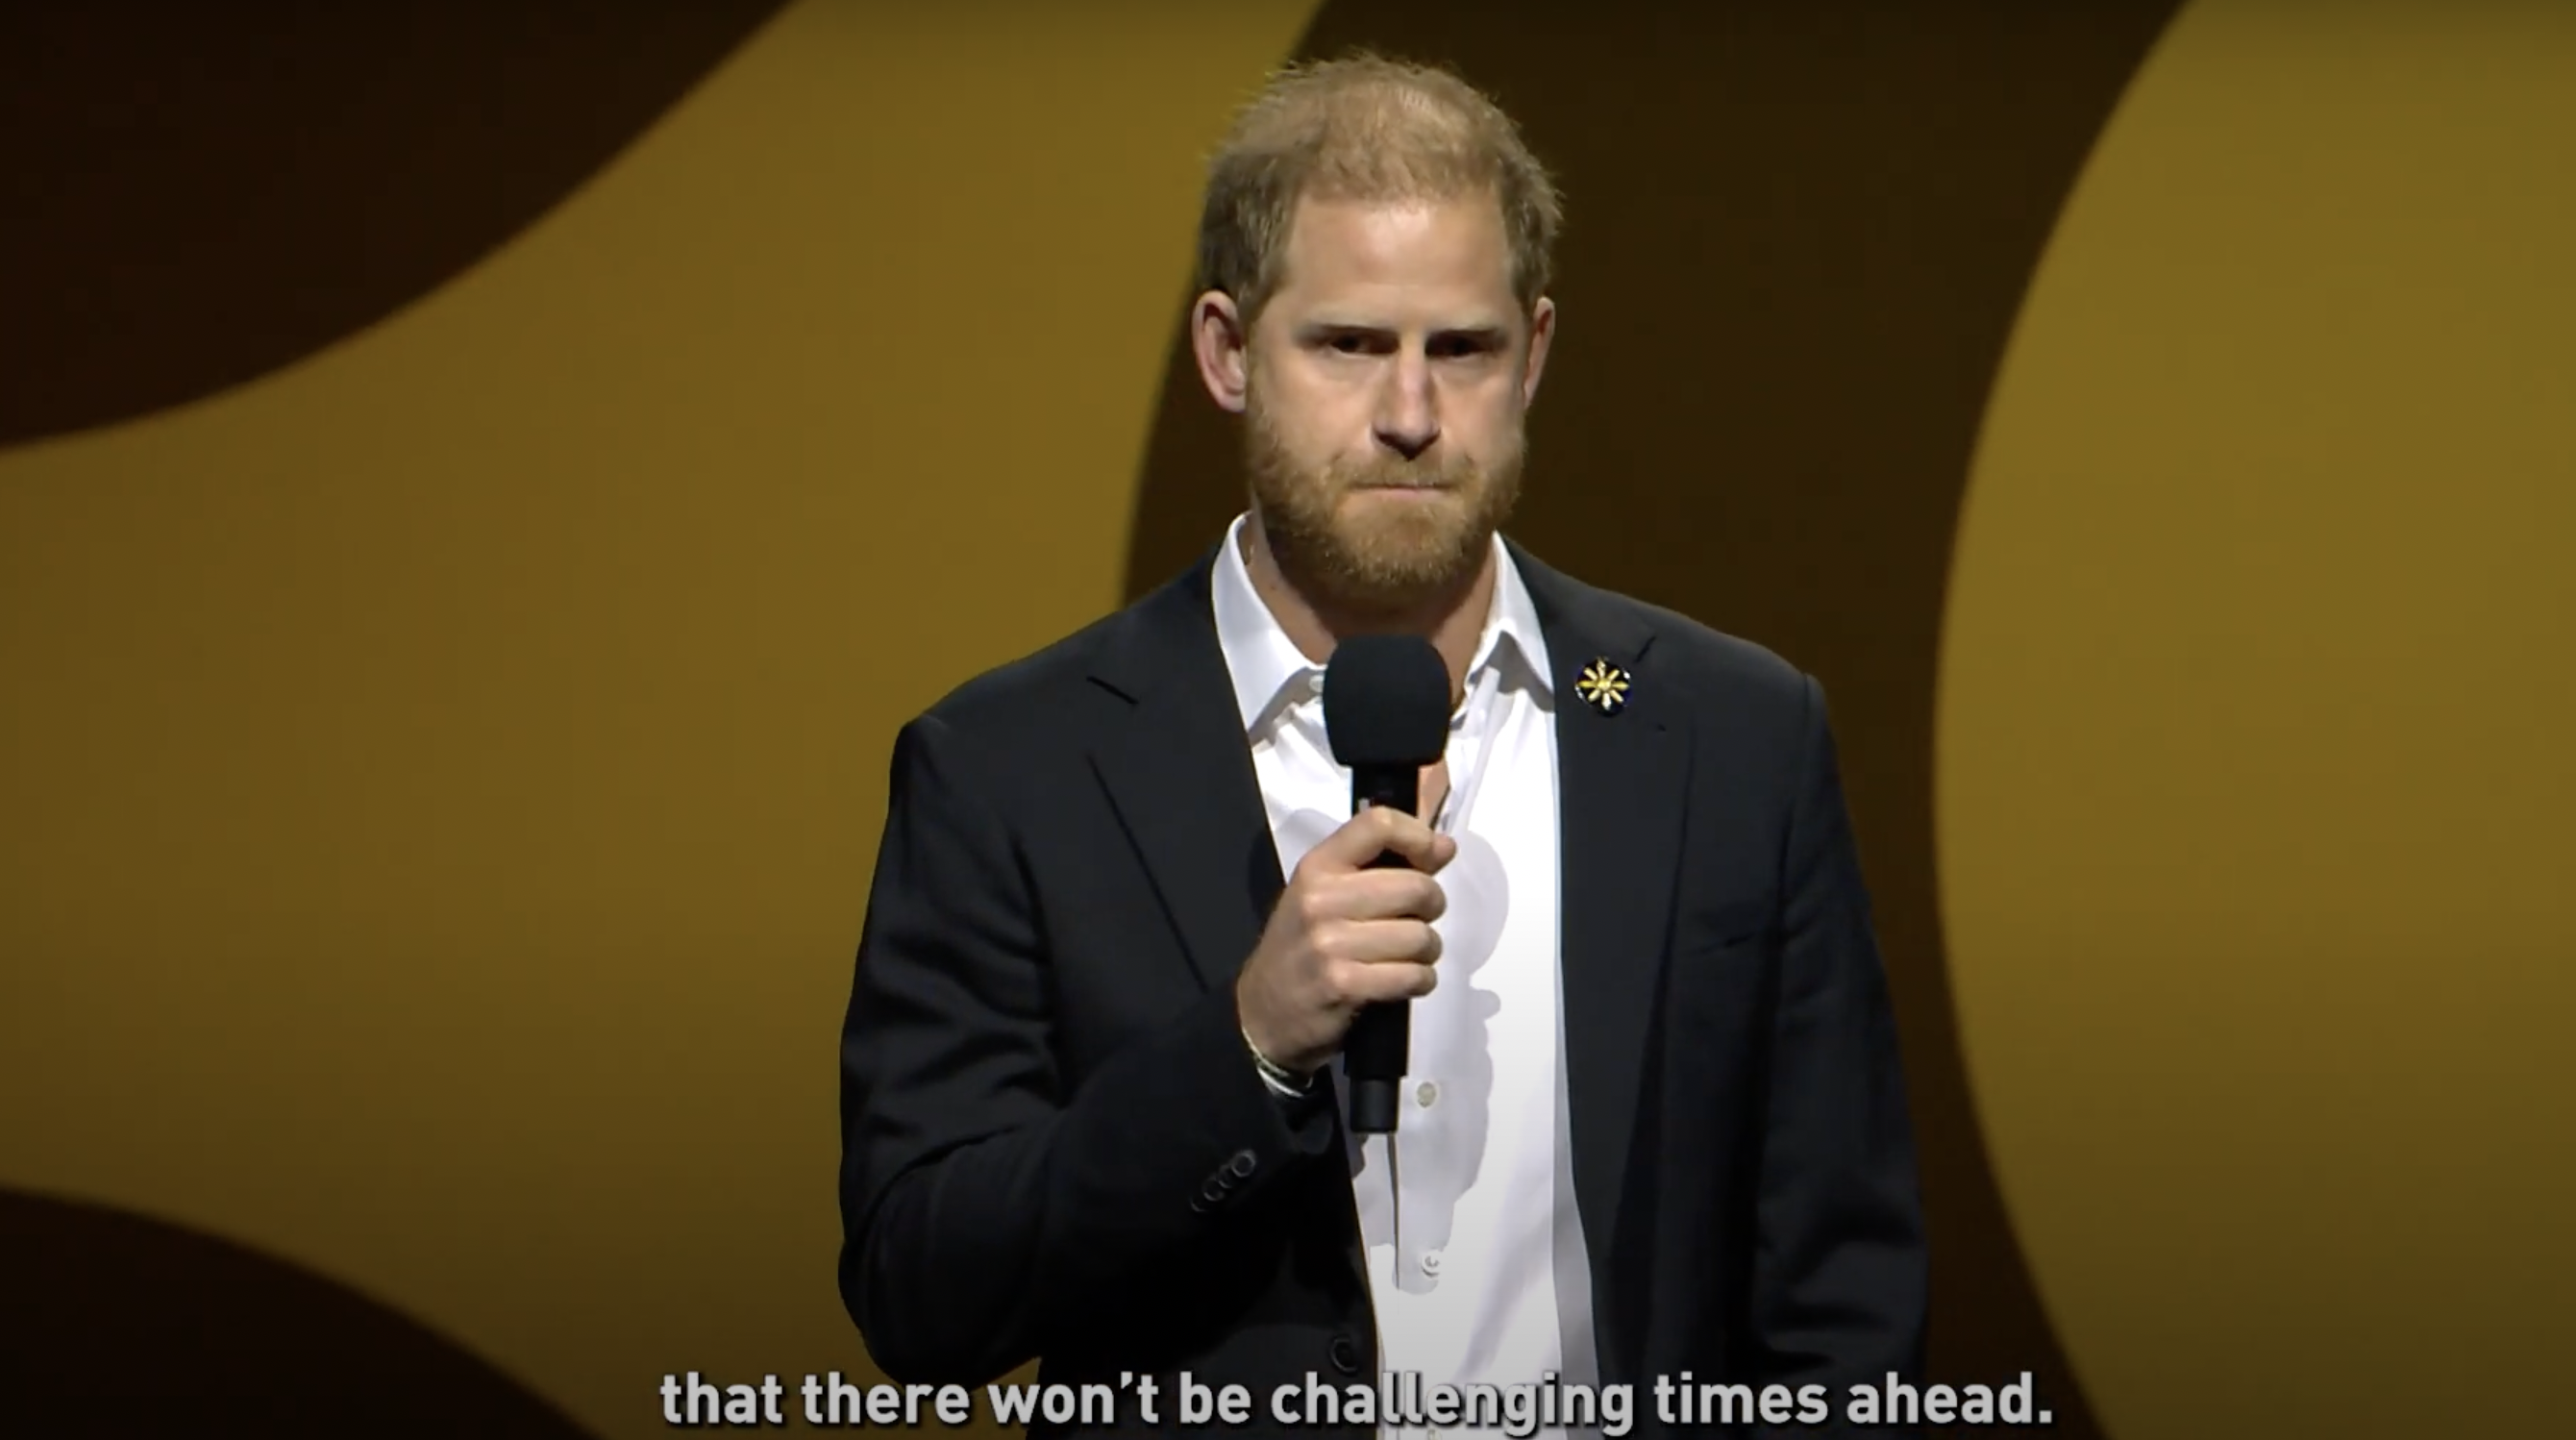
top-left (1088, 555), bottom-right (1284, 996)
top-left (1514, 543), bottom-right (1691, 1271)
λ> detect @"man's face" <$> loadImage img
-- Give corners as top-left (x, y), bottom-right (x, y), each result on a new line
top-left (1241, 191), bottom-right (1548, 613)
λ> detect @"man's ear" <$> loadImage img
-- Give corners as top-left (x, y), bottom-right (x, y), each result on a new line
top-left (1191, 290), bottom-right (1251, 415)
top-left (1521, 296), bottom-right (1557, 410)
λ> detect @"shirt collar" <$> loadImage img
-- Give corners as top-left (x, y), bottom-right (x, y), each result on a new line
top-left (1209, 511), bottom-right (1553, 736)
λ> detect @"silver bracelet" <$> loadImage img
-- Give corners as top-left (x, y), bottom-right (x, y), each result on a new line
top-left (1243, 1029), bottom-right (1314, 1092)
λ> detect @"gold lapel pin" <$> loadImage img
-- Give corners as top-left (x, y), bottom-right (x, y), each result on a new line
top-left (1574, 657), bottom-right (1631, 715)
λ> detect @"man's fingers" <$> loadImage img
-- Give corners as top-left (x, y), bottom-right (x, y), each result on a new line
top-left (1418, 831), bottom-right (1458, 874)
top-left (1329, 953), bottom-right (1440, 1006)
top-left (1387, 823), bottom-right (1456, 874)
top-left (1322, 869), bottom-right (1445, 923)
top-left (1320, 917), bottom-right (1444, 969)
top-left (1307, 805), bottom-right (1441, 872)
top-left (1283, 808), bottom-right (1455, 883)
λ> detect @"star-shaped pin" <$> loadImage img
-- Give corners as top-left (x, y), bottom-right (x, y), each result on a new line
top-left (1574, 657), bottom-right (1631, 715)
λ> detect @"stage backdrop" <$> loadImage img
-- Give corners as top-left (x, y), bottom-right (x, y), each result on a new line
top-left (4, 3), bottom-right (2568, 1438)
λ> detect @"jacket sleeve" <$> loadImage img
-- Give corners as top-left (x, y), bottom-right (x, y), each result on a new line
top-left (836, 711), bottom-right (1336, 1384)
top-left (1746, 674), bottom-right (1930, 1434)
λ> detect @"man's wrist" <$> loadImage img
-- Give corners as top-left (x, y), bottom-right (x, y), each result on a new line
top-left (1243, 1028), bottom-right (1315, 1096)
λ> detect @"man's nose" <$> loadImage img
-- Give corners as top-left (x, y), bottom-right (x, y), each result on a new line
top-left (1374, 351), bottom-right (1439, 459)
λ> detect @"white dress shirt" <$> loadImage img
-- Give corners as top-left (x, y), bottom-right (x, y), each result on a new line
top-left (1211, 513), bottom-right (1601, 1440)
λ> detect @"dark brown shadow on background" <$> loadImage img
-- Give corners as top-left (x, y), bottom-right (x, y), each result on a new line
top-left (0, 1188), bottom-right (603, 1439)
top-left (1124, 3), bottom-right (2187, 1432)
top-left (0, 4), bottom-right (786, 1422)
top-left (0, 0), bottom-right (786, 452)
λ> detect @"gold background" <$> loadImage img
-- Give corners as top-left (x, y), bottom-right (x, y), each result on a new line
top-left (2, 2), bottom-right (2567, 1437)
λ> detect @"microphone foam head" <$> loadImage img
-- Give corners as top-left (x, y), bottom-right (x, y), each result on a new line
top-left (1323, 633), bottom-right (1451, 768)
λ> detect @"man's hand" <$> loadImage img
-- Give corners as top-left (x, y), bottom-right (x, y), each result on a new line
top-left (1236, 801), bottom-right (1455, 1077)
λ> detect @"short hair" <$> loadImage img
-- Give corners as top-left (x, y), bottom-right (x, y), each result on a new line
top-left (1194, 51), bottom-right (1562, 328)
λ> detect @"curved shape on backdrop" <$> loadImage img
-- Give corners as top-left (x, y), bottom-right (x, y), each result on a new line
top-left (1938, 3), bottom-right (2576, 1436)
top-left (1129, 4), bottom-right (2185, 1436)
top-left (0, 4), bottom-right (1318, 1438)
top-left (0, 1189), bottom-right (597, 1439)
top-left (0, 2), bottom-right (787, 452)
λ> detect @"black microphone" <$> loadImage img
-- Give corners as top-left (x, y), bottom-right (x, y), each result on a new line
top-left (1321, 633), bottom-right (1451, 1136)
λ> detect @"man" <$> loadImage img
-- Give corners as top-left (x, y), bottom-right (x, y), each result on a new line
top-left (839, 53), bottom-right (1924, 1438)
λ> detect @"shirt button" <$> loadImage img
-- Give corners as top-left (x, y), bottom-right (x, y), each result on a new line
top-left (1420, 1251), bottom-right (1442, 1277)
top-left (1415, 1080), bottom-right (1439, 1107)
top-left (1305, 673), bottom-right (1324, 696)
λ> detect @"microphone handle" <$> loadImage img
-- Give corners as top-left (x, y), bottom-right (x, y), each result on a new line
top-left (1345, 963), bottom-right (1409, 1134)
top-left (1346, 767), bottom-right (1421, 1135)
